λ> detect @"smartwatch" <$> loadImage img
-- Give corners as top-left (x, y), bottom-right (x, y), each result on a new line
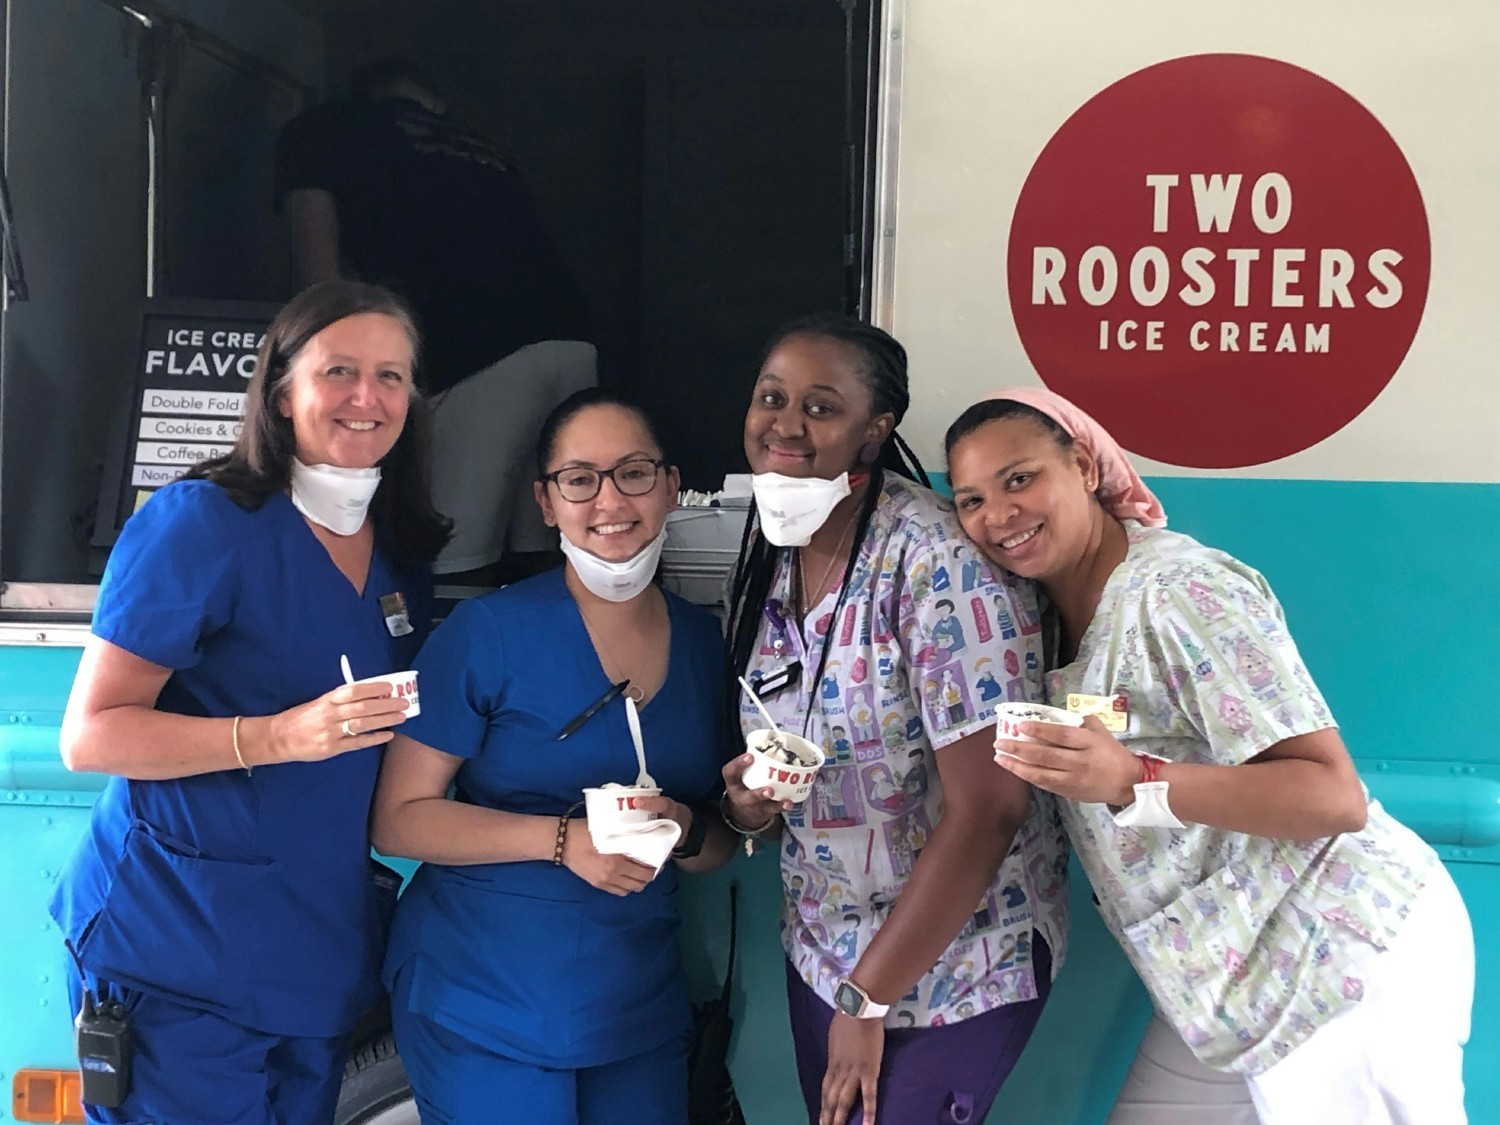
top-left (671, 806), bottom-right (708, 860)
top-left (833, 978), bottom-right (889, 1020)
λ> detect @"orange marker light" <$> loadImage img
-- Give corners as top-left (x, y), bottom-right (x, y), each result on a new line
top-left (12, 1068), bottom-right (85, 1123)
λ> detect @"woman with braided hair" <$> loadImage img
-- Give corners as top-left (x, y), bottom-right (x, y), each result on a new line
top-left (720, 314), bottom-right (1068, 1124)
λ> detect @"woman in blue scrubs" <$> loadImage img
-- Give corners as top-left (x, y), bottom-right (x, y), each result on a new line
top-left (50, 280), bottom-right (448, 1124)
top-left (371, 388), bottom-right (736, 1125)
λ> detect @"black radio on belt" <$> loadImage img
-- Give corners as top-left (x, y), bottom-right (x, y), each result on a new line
top-left (75, 989), bottom-right (131, 1108)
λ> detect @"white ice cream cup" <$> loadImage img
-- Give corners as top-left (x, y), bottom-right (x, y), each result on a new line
top-left (583, 783), bottom-right (662, 842)
top-left (993, 702), bottom-right (1083, 753)
top-left (356, 669), bottom-right (420, 718)
top-left (742, 729), bottom-right (826, 803)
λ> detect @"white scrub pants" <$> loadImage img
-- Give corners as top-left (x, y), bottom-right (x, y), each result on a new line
top-left (429, 340), bottom-right (598, 574)
top-left (1108, 866), bottom-right (1473, 1125)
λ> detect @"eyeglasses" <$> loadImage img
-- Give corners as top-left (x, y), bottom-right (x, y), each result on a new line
top-left (541, 458), bottom-right (667, 503)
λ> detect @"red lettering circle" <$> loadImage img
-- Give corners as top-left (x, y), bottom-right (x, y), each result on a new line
top-left (1007, 53), bottom-right (1430, 468)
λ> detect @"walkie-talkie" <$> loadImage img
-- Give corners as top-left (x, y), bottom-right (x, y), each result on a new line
top-left (75, 988), bottom-right (131, 1108)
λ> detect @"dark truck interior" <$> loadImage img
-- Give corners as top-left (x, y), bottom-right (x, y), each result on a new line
top-left (0, 0), bottom-right (878, 585)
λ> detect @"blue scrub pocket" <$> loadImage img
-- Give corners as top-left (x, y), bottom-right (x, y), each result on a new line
top-left (80, 820), bottom-right (279, 1015)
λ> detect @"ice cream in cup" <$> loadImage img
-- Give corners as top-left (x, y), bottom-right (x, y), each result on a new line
top-left (742, 728), bottom-right (826, 804)
top-left (355, 669), bottom-right (420, 718)
top-left (583, 783), bottom-right (662, 842)
top-left (993, 702), bottom-right (1083, 760)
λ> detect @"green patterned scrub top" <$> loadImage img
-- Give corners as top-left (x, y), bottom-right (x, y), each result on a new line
top-left (1046, 524), bottom-right (1437, 1075)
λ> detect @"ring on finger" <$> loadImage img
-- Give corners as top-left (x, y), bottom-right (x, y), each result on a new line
top-left (340, 718), bottom-right (357, 738)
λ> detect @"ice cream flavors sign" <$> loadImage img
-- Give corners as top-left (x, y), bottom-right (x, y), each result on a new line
top-left (1007, 54), bottom-right (1430, 469)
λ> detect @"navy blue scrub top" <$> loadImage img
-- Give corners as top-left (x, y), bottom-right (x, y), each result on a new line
top-left (50, 480), bottom-right (432, 1038)
top-left (383, 569), bottom-right (725, 1069)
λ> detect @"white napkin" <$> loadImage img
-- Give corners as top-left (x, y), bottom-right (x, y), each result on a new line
top-left (591, 818), bottom-right (683, 873)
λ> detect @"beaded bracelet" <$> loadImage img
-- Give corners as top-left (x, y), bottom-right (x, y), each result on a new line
top-left (553, 802), bottom-right (585, 866)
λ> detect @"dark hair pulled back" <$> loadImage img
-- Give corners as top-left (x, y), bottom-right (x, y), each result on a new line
top-left (534, 386), bottom-right (668, 480)
top-left (182, 279), bottom-right (450, 570)
top-left (943, 398), bottom-right (1073, 463)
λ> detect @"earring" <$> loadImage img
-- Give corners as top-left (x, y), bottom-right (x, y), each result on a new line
top-left (859, 441), bottom-right (881, 465)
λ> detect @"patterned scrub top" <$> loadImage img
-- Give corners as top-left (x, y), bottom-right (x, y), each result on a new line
top-left (741, 475), bottom-right (1070, 1029)
top-left (1047, 524), bottom-right (1438, 1074)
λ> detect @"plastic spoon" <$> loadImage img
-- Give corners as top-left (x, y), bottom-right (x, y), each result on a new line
top-left (340, 654), bottom-right (355, 685)
top-left (738, 675), bottom-right (789, 758)
top-left (623, 695), bottom-right (656, 789)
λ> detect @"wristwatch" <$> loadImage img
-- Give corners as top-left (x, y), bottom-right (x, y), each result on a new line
top-left (671, 806), bottom-right (708, 860)
top-left (833, 978), bottom-right (889, 1020)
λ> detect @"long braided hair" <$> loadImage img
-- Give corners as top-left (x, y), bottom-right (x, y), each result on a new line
top-left (724, 314), bottom-right (929, 737)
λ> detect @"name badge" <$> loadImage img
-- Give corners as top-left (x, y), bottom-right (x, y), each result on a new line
top-left (1067, 692), bottom-right (1128, 732)
top-left (380, 591), bottom-right (414, 637)
top-left (752, 660), bottom-right (802, 700)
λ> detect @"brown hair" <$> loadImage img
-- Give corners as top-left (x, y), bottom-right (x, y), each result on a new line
top-left (184, 279), bottom-right (449, 567)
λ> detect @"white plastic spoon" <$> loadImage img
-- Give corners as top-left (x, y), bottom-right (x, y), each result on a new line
top-left (738, 675), bottom-right (788, 757)
top-left (624, 695), bottom-right (657, 789)
top-left (737, 675), bottom-right (778, 730)
top-left (340, 654), bottom-right (355, 685)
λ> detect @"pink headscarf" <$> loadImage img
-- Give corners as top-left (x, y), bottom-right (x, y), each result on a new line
top-left (984, 385), bottom-right (1167, 528)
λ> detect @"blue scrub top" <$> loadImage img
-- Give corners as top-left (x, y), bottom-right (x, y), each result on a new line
top-left (50, 480), bottom-right (432, 1037)
top-left (383, 569), bottom-right (725, 1069)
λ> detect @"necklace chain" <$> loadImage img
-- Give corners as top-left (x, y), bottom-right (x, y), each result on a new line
top-left (797, 506), bottom-right (859, 619)
top-left (575, 594), bottom-right (652, 702)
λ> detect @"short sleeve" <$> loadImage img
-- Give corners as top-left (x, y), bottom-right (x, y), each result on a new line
top-left (1145, 557), bottom-right (1336, 765)
top-left (93, 483), bottom-right (239, 671)
top-left (898, 525), bottom-right (1045, 750)
top-left (398, 597), bottom-right (507, 760)
top-left (272, 103), bottom-right (349, 211)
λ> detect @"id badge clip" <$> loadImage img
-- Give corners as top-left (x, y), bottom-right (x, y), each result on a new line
top-left (380, 591), bottom-right (414, 637)
top-left (751, 660), bottom-right (803, 701)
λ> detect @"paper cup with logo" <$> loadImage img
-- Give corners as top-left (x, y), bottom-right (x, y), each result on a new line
top-left (356, 669), bottom-right (421, 717)
top-left (994, 702), bottom-right (1083, 759)
top-left (583, 783), bottom-right (662, 843)
top-left (742, 728), bottom-right (826, 803)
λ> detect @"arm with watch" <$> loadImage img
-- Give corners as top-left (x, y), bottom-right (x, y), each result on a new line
top-left (818, 726), bottom-right (1033, 1125)
top-left (993, 717), bottom-right (1368, 839)
top-left (632, 793), bottom-right (738, 872)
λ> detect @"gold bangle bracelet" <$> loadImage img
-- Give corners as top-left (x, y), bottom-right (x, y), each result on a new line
top-left (231, 715), bottom-right (252, 775)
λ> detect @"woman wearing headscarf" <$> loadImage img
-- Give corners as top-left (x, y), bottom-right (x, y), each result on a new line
top-left (945, 386), bottom-right (1472, 1124)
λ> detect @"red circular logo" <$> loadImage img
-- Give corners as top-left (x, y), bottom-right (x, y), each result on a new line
top-left (1007, 54), bottom-right (1430, 468)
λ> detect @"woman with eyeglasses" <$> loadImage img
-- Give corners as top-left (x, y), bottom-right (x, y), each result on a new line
top-left (370, 387), bottom-right (736, 1124)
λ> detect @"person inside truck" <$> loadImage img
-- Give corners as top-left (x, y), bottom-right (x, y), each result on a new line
top-left (275, 55), bottom-right (595, 586)
top-left (945, 385), bottom-right (1473, 1124)
top-left (370, 387), bottom-right (736, 1125)
top-left (47, 280), bottom-right (447, 1124)
top-left (720, 314), bottom-right (1067, 1125)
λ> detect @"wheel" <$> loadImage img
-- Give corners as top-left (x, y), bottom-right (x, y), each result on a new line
top-left (334, 1031), bottom-right (420, 1125)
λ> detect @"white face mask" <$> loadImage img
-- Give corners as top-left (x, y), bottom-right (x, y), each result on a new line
top-left (289, 459), bottom-right (381, 536)
top-left (751, 472), bottom-right (852, 547)
top-left (559, 527), bottom-right (668, 603)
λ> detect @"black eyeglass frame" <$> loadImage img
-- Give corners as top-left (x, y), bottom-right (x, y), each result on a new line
top-left (539, 458), bottom-right (669, 503)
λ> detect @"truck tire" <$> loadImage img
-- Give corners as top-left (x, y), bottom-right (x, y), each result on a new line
top-left (334, 1032), bottom-right (420, 1125)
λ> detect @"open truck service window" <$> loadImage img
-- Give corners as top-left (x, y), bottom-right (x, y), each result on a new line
top-left (0, 0), bottom-right (875, 590)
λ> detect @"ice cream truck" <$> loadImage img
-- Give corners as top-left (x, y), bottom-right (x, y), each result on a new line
top-left (1, 0), bottom-right (1495, 1122)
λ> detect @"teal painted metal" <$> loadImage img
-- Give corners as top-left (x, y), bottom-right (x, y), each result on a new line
top-left (0, 641), bottom-right (92, 1116)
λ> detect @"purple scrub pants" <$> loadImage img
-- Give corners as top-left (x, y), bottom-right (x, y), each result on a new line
top-left (785, 934), bottom-right (1052, 1125)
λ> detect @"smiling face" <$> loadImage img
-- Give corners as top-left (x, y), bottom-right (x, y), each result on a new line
top-left (535, 403), bottom-right (679, 562)
top-left (948, 415), bottom-right (1102, 587)
top-left (743, 333), bottom-right (894, 479)
top-left (276, 312), bottom-right (414, 468)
